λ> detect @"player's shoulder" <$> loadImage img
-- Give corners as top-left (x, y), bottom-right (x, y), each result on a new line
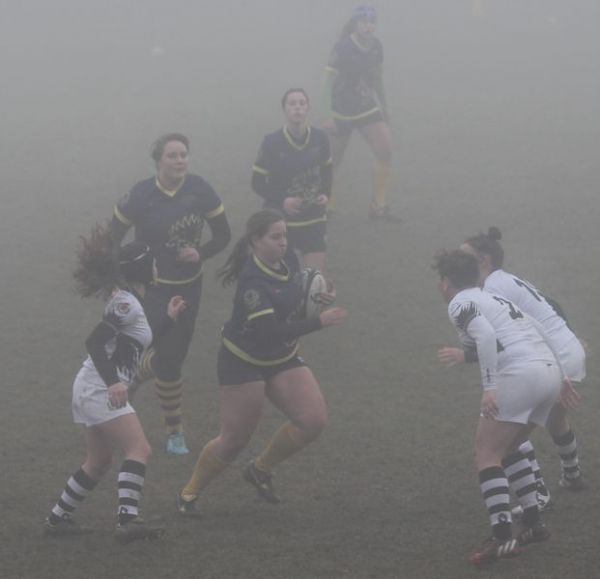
top-left (263, 128), bottom-right (286, 148)
top-left (105, 290), bottom-right (142, 322)
top-left (309, 126), bottom-right (329, 144)
top-left (129, 176), bottom-right (156, 196)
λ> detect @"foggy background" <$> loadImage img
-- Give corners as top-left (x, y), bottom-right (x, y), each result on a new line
top-left (1, 1), bottom-right (599, 577)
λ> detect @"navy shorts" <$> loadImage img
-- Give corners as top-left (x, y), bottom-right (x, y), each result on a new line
top-left (286, 220), bottom-right (327, 254)
top-left (217, 346), bottom-right (307, 386)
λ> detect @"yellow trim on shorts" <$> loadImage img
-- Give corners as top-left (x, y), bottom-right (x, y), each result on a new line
top-left (332, 107), bottom-right (380, 122)
top-left (206, 203), bottom-right (225, 219)
top-left (252, 164), bottom-right (270, 176)
top-left (287, 216), bottom-right (327, 227)
top-left (247, 308), bottom-right (275, 321)
top-left (156, 267), bottom-right (203, 285)
top-left (114, 205), bottom-right (132, 226)
top-left (222, 337), bottom-right (298, 366)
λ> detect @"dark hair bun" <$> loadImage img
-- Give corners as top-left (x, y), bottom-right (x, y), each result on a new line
top-left (487, 226), bottom-right (502, 241)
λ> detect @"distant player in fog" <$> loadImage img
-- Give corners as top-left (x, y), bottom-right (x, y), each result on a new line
top-left (44, 226), bottom-right (185, 543)
top-left (111, 133), bottom-right (231, 455)
top-left (439, 228), bottom-right (586, 508)
top-left (176, 210), bottom-right (345, 516)
top-left (434, 249), bottom-right (579, 566)
top-left (322, 5), bottom-right (397, 221)
top-left (252, 88), bottom-right (332, 273)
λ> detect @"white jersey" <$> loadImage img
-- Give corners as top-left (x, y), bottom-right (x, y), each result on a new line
top-left (79, 289), bottom-right (152, 387)
top-left (484, 269), bottom-right (577, 353)
top-left (448, 287), bottom-right (556, 390)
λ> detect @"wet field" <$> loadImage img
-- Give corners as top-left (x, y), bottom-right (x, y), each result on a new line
top-left (1, 2), bottom-right (599, 577)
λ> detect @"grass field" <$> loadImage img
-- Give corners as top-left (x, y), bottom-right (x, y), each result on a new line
top-left (1, 2), bottom-right (599, 578)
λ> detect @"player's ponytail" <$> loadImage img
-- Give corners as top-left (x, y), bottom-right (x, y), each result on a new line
top-left (217, 209), bottom-right (285, 287)
top-left (463, 226), bottom-right (504, 270)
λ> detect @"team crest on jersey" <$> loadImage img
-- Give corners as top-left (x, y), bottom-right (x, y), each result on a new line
top-left (243, 289), bottom-right (261, 311)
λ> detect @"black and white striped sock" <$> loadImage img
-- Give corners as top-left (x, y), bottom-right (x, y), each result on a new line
top-left (502, 451), bottom-right (539, 527)
top-left (479, 466), bottom-right (512, 541)
top-left (518, 440), bottom-right (543, 482)
top-left (117, 460), bottom-right (146, 525)
top-left (553, 429), bottom-right (580, 479)
top-left (49, 468), bottom-right (97, 525)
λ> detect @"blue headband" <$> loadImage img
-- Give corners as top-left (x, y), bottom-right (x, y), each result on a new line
top-left (352, 5), bottom-right (376, 22)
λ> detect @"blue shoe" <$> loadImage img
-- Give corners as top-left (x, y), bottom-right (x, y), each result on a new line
top-left (166, 432), bottom-right (189, 455)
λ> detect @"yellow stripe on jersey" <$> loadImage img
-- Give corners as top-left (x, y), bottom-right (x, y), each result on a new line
top-left (206, 203), bottom-right (225, 219)
top-left (287, 216), bottom-right (327, 227)
top-left (252, 164), bottom-right (270, 176)
top-left (324, 66), bottom-right (338, 75)
top-left (114, 205), bottom-right (133, 226)
top-left (332, 107), bottom-right (380, 121)
top-left (283, 125), bottom-right (311, 151)
top-left (252, 254), bottom-right (290, 281)
top-left (156, 267), bottom-right (203, 285)
top-left (247, 308), bottom-right (275, 321)
top-left (222, 337), bottom-right (299, 367)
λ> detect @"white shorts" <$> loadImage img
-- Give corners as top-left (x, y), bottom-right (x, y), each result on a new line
top-left (495, 362), bottom-right (561, 427)
top-left (72, 369), bottom-right (135, 427)
top-left (558, 338), bottom-right (586, 383)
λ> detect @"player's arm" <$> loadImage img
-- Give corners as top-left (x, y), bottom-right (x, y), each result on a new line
top-left (251, 140), bottom-right (279, 205)
top-left (320, 140), bottom-right (333, 199)
top-left (199, 210), bottom-right (231, 261)
top-left (250, 312), bottom-right (322, 342)
top-left (322, 66), bottom-right (337, 121)
top-left (85, 321), bottom-right (120, 387)
top-left (110, 193), bottom-right (136, 247)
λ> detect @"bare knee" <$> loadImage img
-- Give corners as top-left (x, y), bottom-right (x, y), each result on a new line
top-left (215, 432), bottom-right (252, 461)
top-left (296, 408), bottom-right (328, 442)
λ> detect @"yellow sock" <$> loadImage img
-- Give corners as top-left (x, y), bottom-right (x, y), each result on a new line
top-left (255, 423), bottom-right (306, 472)
top-left (155, 378), bottom-right (184, 435)
top-left (373, 159), bottom-right (391, 209)
top-left (181, 445), bottom-right (230, 500)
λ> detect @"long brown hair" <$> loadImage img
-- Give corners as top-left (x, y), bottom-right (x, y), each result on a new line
top-left (217, 209), bottom-right (285, 287)
top-left (73, 223), bottom-right (120, 298)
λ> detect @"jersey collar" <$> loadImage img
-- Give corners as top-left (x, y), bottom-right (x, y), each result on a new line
top-left (155, 176), bottom-right (184, 197)
top-left (283, 125), bottom-right (311, 151)
top-left (252, 253), bottom-right (290, 281)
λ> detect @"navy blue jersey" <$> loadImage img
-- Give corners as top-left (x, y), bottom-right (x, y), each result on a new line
top-left (326, 34), bottom-right (383, 119)
top-left (222, 251), bottom-right (317, 366)
top-left (252, 126), bottom-right (332, 227)
top-left (114, 175), bottom-right (224, 284)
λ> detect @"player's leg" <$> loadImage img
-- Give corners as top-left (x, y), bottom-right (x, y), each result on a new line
top-left (45, 425), bottom-right (111, 535)
top-left (358, 120), bottom-right (395, 219)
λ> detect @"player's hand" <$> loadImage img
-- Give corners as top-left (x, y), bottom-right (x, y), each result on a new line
top-left (437, 347), bottom-right (465, 367)
top-left (177, 246), bottom-right (200, 263)
top-left (315, 194), bottom-right (329, 206)
top-left (560, 378), bottom-right (581, 409)
top-left (480, 390), bottom-right (499, 419)
top-left (283, 197), bottom-right (304, 216)
top-left (168, 296), bottom-right (187, 321)
top-left (108, 382), bottom-right (128, 409)
top-left (319, 306), bottom-right (347, 327)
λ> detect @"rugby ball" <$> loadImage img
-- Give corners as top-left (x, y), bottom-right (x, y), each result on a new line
top-left (300, 268), bottom-right (328, 320)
